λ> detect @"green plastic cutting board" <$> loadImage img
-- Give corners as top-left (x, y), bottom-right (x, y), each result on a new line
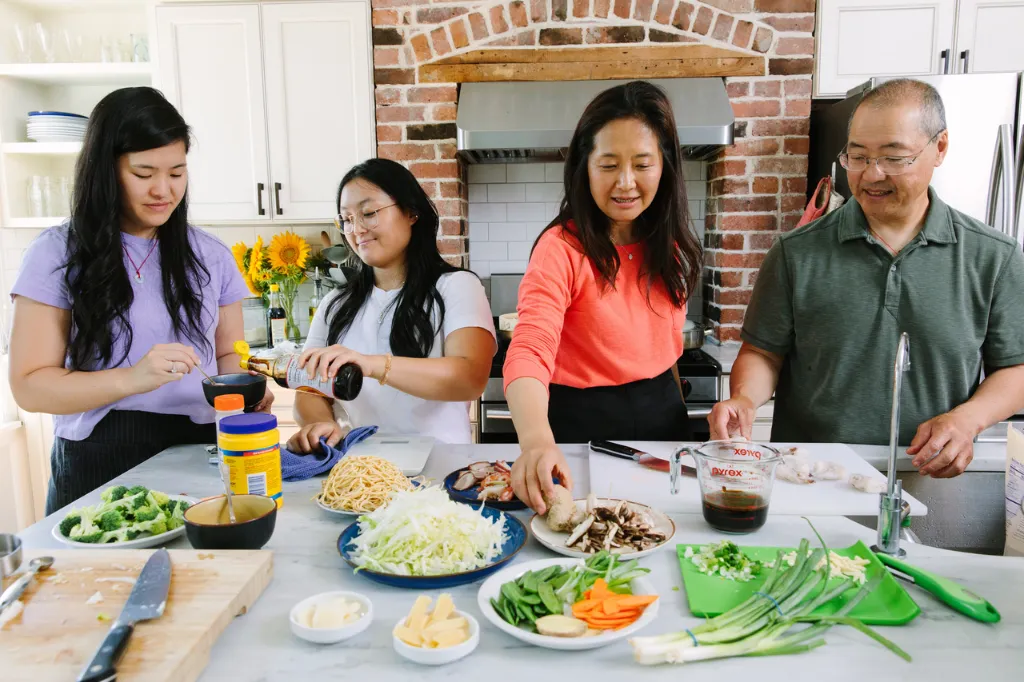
top-left (677, 540), bottom-right (920, 626)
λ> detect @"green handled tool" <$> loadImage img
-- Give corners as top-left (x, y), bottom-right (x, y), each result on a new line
top-left (875, 552), bottom-right (1000, 623)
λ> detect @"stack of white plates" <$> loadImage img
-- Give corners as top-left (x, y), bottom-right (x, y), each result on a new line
top-left (26, 111), bottom-right (88, 143)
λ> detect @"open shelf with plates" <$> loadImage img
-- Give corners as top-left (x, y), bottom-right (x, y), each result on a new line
top-left (0, 0), bottom-right (151, 233)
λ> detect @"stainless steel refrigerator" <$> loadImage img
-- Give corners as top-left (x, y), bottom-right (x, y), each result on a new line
top-left (808, 72), bottom-right (1024, 249)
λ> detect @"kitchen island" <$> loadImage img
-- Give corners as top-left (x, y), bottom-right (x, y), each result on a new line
top-left (16, 443), bottom-right (1024, 681)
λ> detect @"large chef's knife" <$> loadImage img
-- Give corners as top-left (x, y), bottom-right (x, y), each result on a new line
top-left (77, 549), bottom-right (172, 682)
top-left (589, 440), bottom-right (697, 476)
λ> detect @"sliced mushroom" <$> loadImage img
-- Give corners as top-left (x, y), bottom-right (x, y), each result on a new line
top-left (565, 514), bottom-right (596, 547)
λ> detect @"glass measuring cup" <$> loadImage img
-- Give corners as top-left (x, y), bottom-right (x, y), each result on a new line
top-left (670, 441), bottom-right (783, 533)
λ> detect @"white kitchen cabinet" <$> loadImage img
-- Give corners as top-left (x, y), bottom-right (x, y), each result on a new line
top-left (155, 1), bottom-right (374, 223)
top-left (815, 0), bottom-right (957, 98)
top-left (262, 2), bottom-right (373, 220)
top-left (954, 0), bottom-right (1024, 73)
top-left (156, 4), bottom-right (269, 221)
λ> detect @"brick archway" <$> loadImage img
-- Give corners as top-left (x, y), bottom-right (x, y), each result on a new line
top-left (371, 0), bottom-right (817, 342)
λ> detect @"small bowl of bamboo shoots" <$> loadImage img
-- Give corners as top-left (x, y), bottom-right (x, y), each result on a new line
top-left (392, 594), bottom-right (479, 665)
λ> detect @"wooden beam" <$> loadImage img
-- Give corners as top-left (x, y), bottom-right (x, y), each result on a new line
top-left (418, 45), bottom-right (766, 83)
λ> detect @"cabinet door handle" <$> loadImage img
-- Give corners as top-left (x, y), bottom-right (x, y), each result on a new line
top-left (274, 182), bottom-right (283, 215)
top-left (959, 49), bottom-right (970, 73)
top-left (257, 182), bottom-right (266, 216)
top-left (939, 49), bottom-right (950, 74)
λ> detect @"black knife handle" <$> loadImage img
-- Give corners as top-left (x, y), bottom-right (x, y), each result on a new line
top-left (77, 623), bottom-right (134, 682)
top-left (588, 440), bottom-right (642, 461)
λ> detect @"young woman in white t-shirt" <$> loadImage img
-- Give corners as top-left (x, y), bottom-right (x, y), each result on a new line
top-left (287, 158), bottom-right (496, 450)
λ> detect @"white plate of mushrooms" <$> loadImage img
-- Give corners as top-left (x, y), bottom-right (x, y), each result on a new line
top-left (530, 492), bottom-right (676, 560)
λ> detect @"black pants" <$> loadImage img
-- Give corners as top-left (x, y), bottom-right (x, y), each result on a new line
top-left (547, 369), bottom-right (690, 444)
top-left (47, 410), bottom-right (215, 514)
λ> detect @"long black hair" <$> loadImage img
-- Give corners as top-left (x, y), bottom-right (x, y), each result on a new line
top-left (64, 86), bottom-right (211, 370)
top-left (325, 158), bottom-right (460, 357)
top-left (542, 80), bottom-right (702, 308)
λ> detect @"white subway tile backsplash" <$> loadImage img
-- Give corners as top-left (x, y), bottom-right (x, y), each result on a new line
top-left (469, 241), bottom-right (507, 261)
top-left (487, 183), bottom-right (526, 202)
top-left (506, 202), bottom-right (549, 222)
top-left (526, 222), bottom-right (548, 240)
top-left (469, 222), bottom-right (489, 241)
top-left (489, 222), bottom-right (527, 241)
top-left (469, 203), bottom-right (507, 222)
top-left (468, 165), bottom-right (506, 184)
top-left (525, 183), bottom-right (562, 202)
top-left (491, 260), bottom-right (529, 274)
top-left (507, 163), bottom-right (546, 183)
top-left (507, 242), bottom-right (533, 261)
top-left (467, 161), bottom-right (709, 292)
top-left (468, 184), bottom-right (488, 203)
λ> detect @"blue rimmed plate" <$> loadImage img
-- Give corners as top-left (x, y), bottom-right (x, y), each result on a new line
top-left (337, 506), bottom-right (527, 589)
top-left (443, 461), bottom-right (526, 511)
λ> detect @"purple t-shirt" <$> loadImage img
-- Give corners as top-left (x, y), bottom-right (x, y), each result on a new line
top-left (11, 224), bottom-right (251, 440)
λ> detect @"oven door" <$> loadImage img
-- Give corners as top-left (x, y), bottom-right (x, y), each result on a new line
top-left (686, 402), bottom-right (712, 442)
top-left (480, 402), bottom-right (519, 443)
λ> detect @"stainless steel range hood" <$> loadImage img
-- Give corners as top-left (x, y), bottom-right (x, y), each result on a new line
top-left (456, 78), bottom-right (734, 164)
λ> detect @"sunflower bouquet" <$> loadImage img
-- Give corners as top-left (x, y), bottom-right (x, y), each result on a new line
top-left (232, 231), bottom-right (311, 342)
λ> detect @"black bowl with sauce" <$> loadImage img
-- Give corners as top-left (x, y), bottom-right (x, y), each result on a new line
top-left (202, 373), bottom-right (266, 412)
top-left (184, 494), bottom-right (277, 550)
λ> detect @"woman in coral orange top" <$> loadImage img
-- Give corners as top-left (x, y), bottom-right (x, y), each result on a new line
top-left (505, 81), bottom-right (703, 513)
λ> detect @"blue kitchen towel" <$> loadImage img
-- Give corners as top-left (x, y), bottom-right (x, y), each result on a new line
top-left (280, 425), bottom-right (378, 481)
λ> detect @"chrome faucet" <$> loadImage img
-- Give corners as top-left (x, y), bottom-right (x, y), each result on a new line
top-left (875, 332), bottom-right (911, 557)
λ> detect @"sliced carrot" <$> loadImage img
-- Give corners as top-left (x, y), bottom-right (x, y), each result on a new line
top-left (588, 579), bottom-right (613, 600)
top-left (612, 595), bottom-right (658, 608)
top-left (572, 599), bottom-right (602, 613)
top-left (601, 600), bottom-right (620, 616)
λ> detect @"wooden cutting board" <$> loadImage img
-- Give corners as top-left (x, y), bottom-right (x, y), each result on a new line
top-left (0, 549), bottom-right (273, 682)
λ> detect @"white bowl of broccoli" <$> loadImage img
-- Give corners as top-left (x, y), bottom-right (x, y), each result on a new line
top-left (52, 485), bottom-right (198, 549)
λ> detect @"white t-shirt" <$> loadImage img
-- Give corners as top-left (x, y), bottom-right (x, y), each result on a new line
top-left (304, 270), bottom-right (496, 444)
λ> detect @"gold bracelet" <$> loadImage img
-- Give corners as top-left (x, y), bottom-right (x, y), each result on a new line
top-left (378, 353), bottom-right (393, 386)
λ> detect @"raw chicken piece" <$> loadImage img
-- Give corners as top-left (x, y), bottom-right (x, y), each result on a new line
top-left (812, 461), bottom-right (848, 480)
top-left (848, 474), bottom-right (887, 494)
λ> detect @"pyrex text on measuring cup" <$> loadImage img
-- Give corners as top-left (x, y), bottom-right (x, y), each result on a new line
top-left (671, 440), bottom-right (783, 533)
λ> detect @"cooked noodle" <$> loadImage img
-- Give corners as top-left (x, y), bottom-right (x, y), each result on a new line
top-left (316, 455), bottom-right (417, 512)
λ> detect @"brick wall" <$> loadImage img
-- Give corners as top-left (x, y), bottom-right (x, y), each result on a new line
top-left (371, 0), bottom-right (816, 342)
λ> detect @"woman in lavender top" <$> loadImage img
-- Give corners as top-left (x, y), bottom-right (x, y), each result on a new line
top-left (8, 87), bottom-right (272, 514)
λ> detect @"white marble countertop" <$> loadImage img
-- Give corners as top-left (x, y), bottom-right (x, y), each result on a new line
top-left (17, 443), bottom-right (1024, 681)
top-left (700, 342), bottom-right (1009, 473)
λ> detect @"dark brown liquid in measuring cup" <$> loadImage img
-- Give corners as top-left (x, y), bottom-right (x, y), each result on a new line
top-left (702, 490), bottom-right (769, 533)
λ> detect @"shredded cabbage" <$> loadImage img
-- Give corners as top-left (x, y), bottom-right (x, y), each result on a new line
top-left (347, 486), bottom-right (507, 576)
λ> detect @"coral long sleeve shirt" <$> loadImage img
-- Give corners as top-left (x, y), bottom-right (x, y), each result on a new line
top-left (503, 224), bottom-right (686, 393)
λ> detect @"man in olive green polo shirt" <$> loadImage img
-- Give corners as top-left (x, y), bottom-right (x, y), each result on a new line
top-left (709, 78), bottom-right (1024, 478)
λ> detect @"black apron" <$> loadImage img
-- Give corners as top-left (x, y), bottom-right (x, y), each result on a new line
top-left (547, 368), bottom-right (690, 444)
top-left (47, 410), bottom-right (215, 514)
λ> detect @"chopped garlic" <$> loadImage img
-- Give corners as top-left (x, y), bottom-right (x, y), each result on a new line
top-left (45, 573), bottom-right (69, 584)
top-left (95, 577), bottom-right (136, 585)
top-left (86, 591), bottom-right (104, 605)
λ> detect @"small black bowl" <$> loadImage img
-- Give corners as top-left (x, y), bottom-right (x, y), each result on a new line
top-left (202, 373), bottom-right (267, 412)
top-left (184, 494), bottom-right (277, 550)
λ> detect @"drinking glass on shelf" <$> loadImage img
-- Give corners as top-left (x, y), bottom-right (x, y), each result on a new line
top-left (59, 177), bottom-right (73, 214)
top-left (27, 176), bottom-right (45, 218)
top-left (34, 22), bottom-right (56, 63)
top-left (13, 24), bottom-right (34, 62)
top-left (100, 35), bottom-right (118, 63)
top-left (42, 177), bottom-right (61, 218)
top-left (59, 28), bottom-right (84, 62)
top-left (130, 34), bottom-right (149, 63)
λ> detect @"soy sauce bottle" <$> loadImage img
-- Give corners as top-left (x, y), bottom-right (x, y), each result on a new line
top-left (240, 353), bottom-right (363, 401)
top-left (267, 284), bottom-right (286, 348)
